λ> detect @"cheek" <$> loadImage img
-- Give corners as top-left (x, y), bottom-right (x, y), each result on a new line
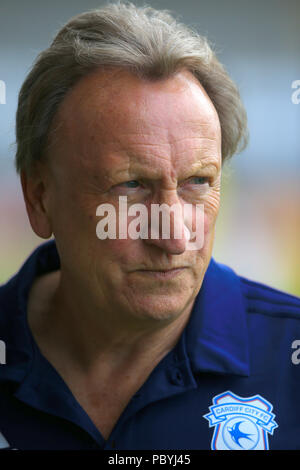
top-left (204, 190), bottom-right (220, 233)
top-left (203, 209), bottom-right (217, 236)
top-left (186, 199), bottom-right (219, 256)
top-left (186, 203), bottom-right (217, 238)
top-left (96, 237), bottom-right (142, 266)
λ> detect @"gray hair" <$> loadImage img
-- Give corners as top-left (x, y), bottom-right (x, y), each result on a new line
top-left (15, 1), bottom-right (249, 175)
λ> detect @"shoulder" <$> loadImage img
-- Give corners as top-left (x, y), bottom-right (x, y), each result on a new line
top-left (211, 258), bottom-right (300, 320)
top-left (0, 240), bottom-right (59, 340)
top-left (238, 274), bottom-right (300, 320)
top-left (0, 274), bottom-right (18, 327)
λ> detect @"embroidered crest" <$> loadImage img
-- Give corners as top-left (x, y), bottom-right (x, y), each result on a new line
top-left (203, 390), bottom-right (278, 450)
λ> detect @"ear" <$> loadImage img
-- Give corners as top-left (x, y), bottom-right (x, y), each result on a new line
top-left (20, 166), bottom-right (53, 239)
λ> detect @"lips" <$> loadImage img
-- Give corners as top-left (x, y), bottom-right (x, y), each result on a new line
top-left (138, 266), bottom-right (187, 271)
top-left (136, 267), bottom-right (186, 279)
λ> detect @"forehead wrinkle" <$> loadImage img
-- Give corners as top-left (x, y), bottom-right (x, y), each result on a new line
top-left (101, 130), bottom-right (220, 168)
top-left (100, 150), bottom-right (220, 185)
top-left (49, 68), bottom-right (221, 180)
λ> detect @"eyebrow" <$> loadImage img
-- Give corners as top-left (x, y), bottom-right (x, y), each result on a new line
top-left (187, 160), bottom-right (220, 174)
top-left (101, 159), bottom-right (220, 185)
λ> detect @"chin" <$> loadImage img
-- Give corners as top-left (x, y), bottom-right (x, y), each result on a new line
top-left (129, 293), bottom-right (193, 323)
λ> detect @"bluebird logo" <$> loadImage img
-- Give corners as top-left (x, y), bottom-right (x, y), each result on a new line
top-left (203, 391), bottom-right (278, 450)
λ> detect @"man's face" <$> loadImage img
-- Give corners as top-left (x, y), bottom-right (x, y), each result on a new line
top-left (40, 68), bottom-right (221, 323)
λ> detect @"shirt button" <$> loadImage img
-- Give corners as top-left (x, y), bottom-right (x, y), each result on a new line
top-left (168, 368), bottom-right (184, 385)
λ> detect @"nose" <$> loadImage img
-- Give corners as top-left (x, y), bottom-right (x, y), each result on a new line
top-left (143, 191), bottom-right (189, 255)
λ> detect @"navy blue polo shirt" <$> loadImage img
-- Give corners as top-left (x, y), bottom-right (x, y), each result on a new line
top-left (1, 239), bottom-right (300, 450)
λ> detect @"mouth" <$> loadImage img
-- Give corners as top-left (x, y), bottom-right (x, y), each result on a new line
top-left (135, 267), bottom-right (187, 280)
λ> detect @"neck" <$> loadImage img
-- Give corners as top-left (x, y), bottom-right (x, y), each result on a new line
top-left (29, 269), bottom-right (196, 378)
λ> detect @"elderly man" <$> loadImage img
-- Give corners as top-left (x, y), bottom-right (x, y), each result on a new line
top-left (0, 2), bottom-right (300, 451)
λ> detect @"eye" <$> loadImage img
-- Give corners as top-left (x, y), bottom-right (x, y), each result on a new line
top-left (188, 176), bottom-right (209, 185)
top-left (119, 180), bottom-right (140, 188)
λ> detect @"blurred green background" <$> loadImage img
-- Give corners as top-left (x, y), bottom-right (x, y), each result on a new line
top-left (0, 0), bottom-right (299, 296)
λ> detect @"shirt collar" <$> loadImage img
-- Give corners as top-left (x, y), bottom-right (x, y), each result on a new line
top-left (184, 257), bottom-right (250, 376)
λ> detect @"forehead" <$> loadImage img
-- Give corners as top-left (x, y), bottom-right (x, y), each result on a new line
top-left (49, 68), bottom-right (221, 177)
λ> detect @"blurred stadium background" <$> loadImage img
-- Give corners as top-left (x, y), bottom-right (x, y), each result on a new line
top-left (0, 0), bottom-right (299, 296)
